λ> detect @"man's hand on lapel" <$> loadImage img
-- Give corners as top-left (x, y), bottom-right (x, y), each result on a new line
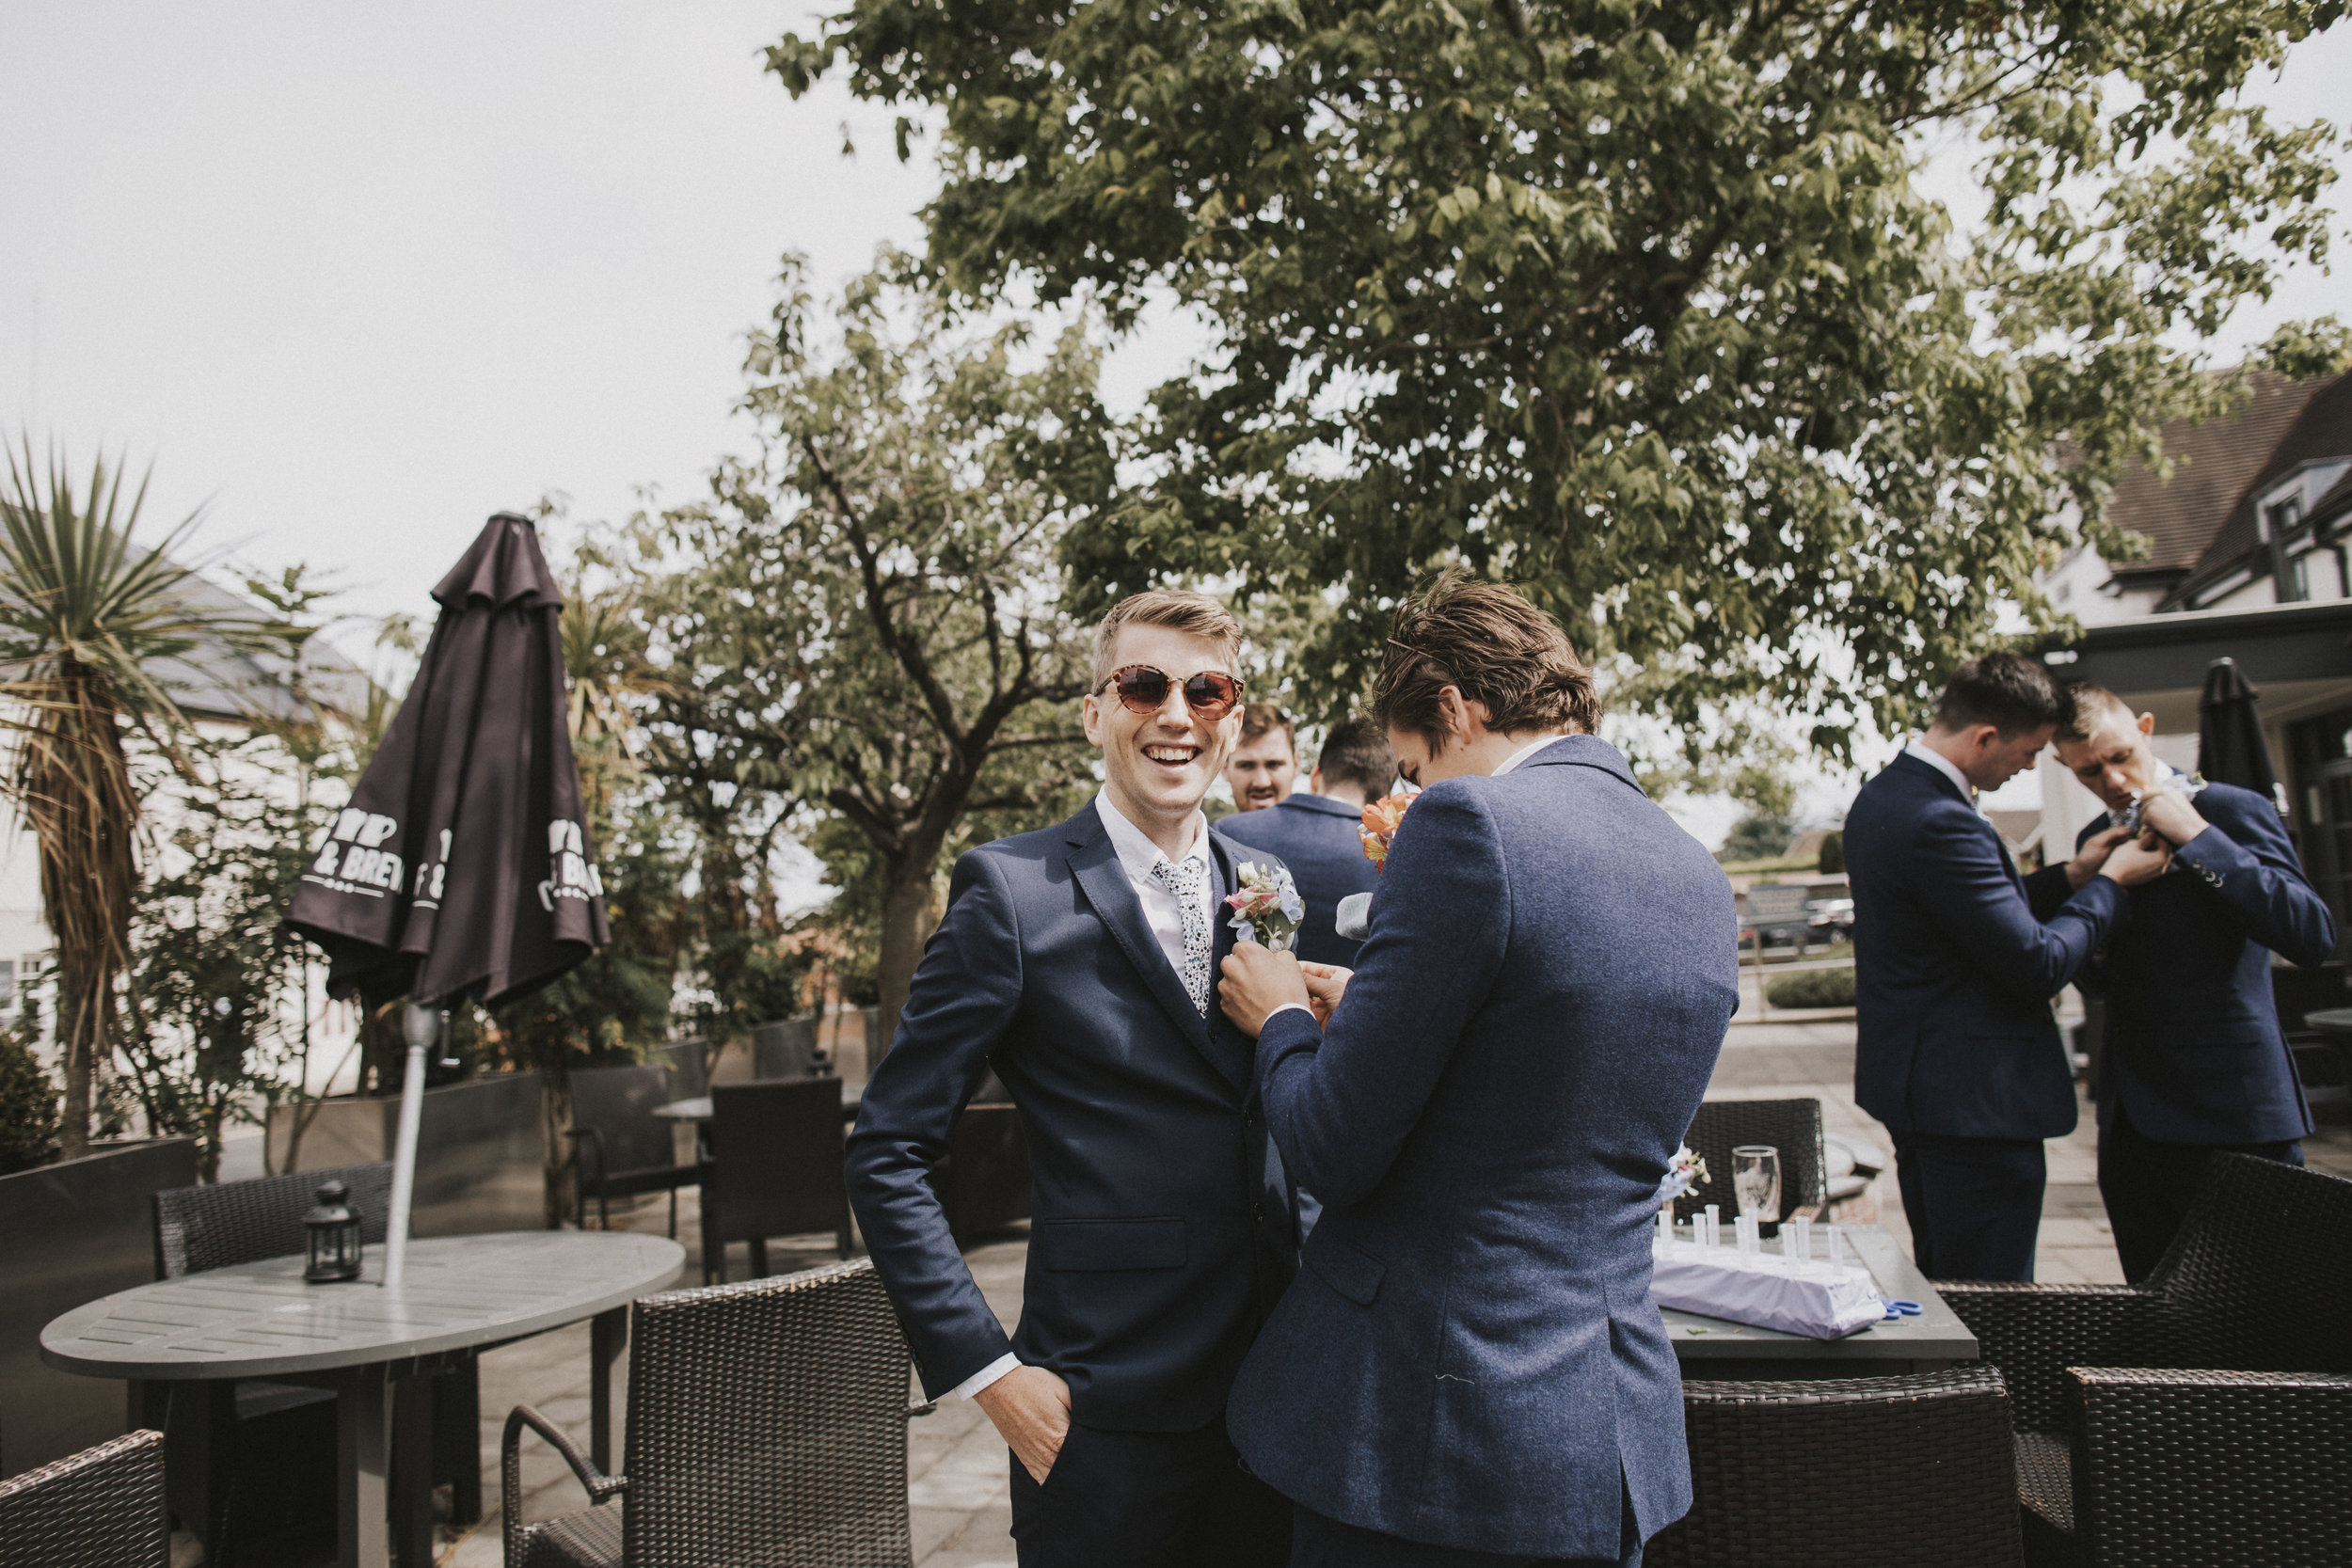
top-left (2065, 823), bottom-right (2134, 890)
top-left (1218, 942), bottom-right (1311, 1037)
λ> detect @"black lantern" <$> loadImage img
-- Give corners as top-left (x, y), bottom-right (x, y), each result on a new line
top-left (303, 1178), bottom-right (364, 1283)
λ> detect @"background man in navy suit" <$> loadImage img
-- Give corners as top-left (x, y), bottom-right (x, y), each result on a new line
top-left (1220, 717), bottom-right (1396, 966)
top-left (1227, 701), bottom-right (1302, 813)
top-left (1220, 574), bottom-right (1739, 1568)
top-left (2051, 685), bottom-right (2337, 1280)
top-left (847, 590), bottom-right (1297, 1567)
top-left (1847, 654), bottom-right (2172, 1282)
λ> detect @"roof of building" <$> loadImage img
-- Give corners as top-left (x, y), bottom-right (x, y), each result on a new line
top-left (2100, 370), bottom-right (2328, 582)
top-left (2166, 371), bottom-right (2352, 607)
top-left (150, 566), bottom-right (371, 725)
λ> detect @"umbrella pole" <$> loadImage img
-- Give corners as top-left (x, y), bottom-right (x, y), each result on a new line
top-left (385, 1001), bottom-right (437, 1288)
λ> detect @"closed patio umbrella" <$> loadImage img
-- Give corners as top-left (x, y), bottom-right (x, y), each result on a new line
top-left (287, 513), bottom-right (607, 1280)
top-left (2196, 657), bottom-right (2281, 805)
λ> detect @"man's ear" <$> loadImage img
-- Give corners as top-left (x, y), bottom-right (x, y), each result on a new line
top-left (1082, 691), bottom-right (1105, 746)
top-left (2137, 711), bottom-right (2156, 739)
top-left (1309, 768), bottom-right (1327, 794)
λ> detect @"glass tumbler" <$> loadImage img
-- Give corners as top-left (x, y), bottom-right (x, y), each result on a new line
top-left (1732, 1145), bottom-right (1782, 1225)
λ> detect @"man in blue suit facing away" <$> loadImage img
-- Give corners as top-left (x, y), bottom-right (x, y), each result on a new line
top-left (1846, 654), bottom-right (2173, 1282)
top-left (847, 590), bottom-right (1297, 1567)
top-left (1220, 573), bottom-right (1740, 1567)
top-left (1220, 716), bottom-right (1396, 967)
top-left (2051, 685), bottom-right (2337, 1281)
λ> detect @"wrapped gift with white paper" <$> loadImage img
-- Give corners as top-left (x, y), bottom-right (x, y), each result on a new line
top-left (1650, 1233), bottom-right (1886, 1340)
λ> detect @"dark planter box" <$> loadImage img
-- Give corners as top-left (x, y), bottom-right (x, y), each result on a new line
top-left (0, 1137), bottom-right (199, 1476)
top-left (265, 1073), bottom-right (545, 1236)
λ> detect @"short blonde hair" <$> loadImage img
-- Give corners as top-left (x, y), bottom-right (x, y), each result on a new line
top-left (1090, 590), bottom-right (1244, 689)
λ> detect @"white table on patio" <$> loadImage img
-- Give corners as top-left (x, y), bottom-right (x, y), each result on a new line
top-left (41, 1228), bottom-right (683, 1568)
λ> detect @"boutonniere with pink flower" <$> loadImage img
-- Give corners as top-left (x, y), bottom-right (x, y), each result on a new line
top-left (1655, 1145), bottom-right (1710, 1210)
top-left (1359, 793), bottom-right (1415, 870)
top-left (1226, 861), bottom-right (1305, 951)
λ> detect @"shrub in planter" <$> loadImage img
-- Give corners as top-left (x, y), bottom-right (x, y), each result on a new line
top-left (0, 1023), bottom-right (57, 1173)
top-left (1767, 965), bottom-right (1857, 1009)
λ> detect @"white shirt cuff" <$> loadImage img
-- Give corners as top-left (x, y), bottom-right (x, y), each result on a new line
top-left (1265, 1003), bottom-right (1318, 1025)
top-left (950, 1352), bottom-right (1022, 1401)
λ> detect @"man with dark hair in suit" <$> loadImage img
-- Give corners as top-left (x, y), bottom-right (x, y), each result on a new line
top-left (1219, 571), bottom-right (1738, 1567)
top-left (1227, 702), bottom-right (1300, 812)
top-left (848, 589), bottom-right (1297, 1568)
top-left (1220, 717), bottom-right (1396, 966)
top-left (2053, 685), bottom-right (2336, 1281)
top-left (1846, 652), bottom-right (2173, 1283)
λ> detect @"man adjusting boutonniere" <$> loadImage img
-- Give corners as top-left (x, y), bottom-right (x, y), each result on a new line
top-left (1215, 570), bottom-right (1740, 1568)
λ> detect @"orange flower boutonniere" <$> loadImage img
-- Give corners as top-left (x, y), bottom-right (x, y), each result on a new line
top-left (1359, 793), bottom-right (1415, 870)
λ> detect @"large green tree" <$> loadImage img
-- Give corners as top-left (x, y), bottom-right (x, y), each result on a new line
top-left (776, 0), bottom-right (2348, 754)
top-left (638, 260), bottom-right (1104, 1035)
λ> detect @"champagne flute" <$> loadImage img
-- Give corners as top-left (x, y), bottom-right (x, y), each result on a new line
top-left (1732, 1145), bottom-right (1781, 1227)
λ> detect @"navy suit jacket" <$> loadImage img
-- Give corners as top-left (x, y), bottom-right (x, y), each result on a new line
top-left (1848, 752), bottom-right (2125, 1140)
top-left (845, 804), bottom-right (1296, 1431)
top-left (2054, 783), bottom-right (2334, 1145)
top-left (1217, 792), bottom-right (1380, 965)
top-left (1228, 737), bottom-right (1739, 1559)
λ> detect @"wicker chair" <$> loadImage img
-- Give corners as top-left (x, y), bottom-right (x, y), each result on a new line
top-left (1675, 1098), bottom-right (1828, 1235)
top-left (0, 1429), bottom-right (168, 1568)
top-left (151, 1162), bottom-right (483, 1551)
top-left (1646, 1368), bottom-right (2024, 1568)
top-left (1942, 1153), bottom-right (2352, 1566)
top-left (502, 1258), bottom-right (925, 1568)
top-left (700, 1078), bottom-right (852, 1282)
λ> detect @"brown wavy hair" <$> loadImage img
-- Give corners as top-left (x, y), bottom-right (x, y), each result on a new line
top-left (1371, 571), bottom-right (1601, 752)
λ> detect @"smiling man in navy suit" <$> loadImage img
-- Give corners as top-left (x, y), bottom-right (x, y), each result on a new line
top-left (1220, 573), bottom-right (1739, 1568)
top-left (1846, 653), bottom-right (2173, 1283)
top-left (847, 590), bottom-right (1297, 1567)
top-left (1219, 717), bottom-right (1395, 967)
top-left (2052, 685), bottom-right (2337, 1281)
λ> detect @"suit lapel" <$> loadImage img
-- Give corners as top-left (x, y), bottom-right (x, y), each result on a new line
top-left (1063, 811), bottom-right (1240, 1088)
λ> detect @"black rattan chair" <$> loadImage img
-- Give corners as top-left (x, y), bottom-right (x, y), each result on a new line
top-left (566, 1063), bottom-right (698, 1237)
top-left (501, 1258), bottom-right (925, 1568)
top-left (1646, 1367), bottom-right (2024, 1567)
top-left (1943, 1153), bottom-right (2352, 1566)
top-left (152, 1162), bottom-right (482, 1554)
top-left (1674, 1098), bottom-right (1828, 1235)
top-left (700, 1078), bottom-right (852, 1282)
top-left (0, 1429), bottom-right (168, 1568)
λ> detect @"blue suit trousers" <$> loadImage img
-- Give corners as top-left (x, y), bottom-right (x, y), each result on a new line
top-left (2098, 1103), bottom-right (2303, 1283)
top-left (1007, 1413), bottom-right (1288, 1568)
top-left (1292, 1497), bottom-right (1641, 1567)
top-left (1891, 1131), bottom-right (2046, 1281)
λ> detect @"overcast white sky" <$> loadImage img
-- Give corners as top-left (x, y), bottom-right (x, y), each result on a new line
top-left (4, 6), bottom-right (2347, 843)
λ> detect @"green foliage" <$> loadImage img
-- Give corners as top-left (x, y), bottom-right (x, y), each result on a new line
top-left (0, 438), bottom-right (295, 1157)
top-left (628, 257), bottom-right (1103, 1025)
top-left (0, 1021), bottom-right (58, 1174)
top-left (119, 729), bottom-right (318, 1180)
top-left (779, 0), bottom-right (2348, 760)
top-left (1817, 830), bottom-right (1845, 876)
top-left (1768, 963), bottom-right (1857, 1009)
top-left (1718, 813), bottom-right (1796, 865)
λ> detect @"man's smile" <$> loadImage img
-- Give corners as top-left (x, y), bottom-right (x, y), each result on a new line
top-left (1144, 743), bottom-right (1201, 768)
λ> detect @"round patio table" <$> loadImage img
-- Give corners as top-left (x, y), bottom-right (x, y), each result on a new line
top-left (41, 1229), bottom-right (683, 1568)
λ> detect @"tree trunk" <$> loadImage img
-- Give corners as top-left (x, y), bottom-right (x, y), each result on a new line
top-left (875, 857), bottom-right (939, 1051)
top-left (23, 662), bottom-right (137, 1163)
top-left (540, 1061), bottom-right (577, 1230)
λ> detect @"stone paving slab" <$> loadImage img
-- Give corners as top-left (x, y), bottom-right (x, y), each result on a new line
top-left (434, 1019), bottom-right (2352, 1565)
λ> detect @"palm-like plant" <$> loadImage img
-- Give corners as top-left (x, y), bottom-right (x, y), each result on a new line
top-left (0, 439), bottom-right (280, 1159)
